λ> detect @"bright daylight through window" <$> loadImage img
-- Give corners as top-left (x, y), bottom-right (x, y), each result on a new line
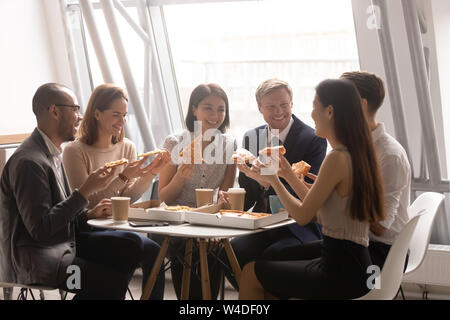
top-left (164, 0), bottom-right (359, 143)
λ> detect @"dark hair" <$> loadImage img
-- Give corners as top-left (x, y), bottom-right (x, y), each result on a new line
top-left (340, 71), bottom-right (385, 114)
top-left (315, 79), bottom-right (385, 223)
top-left (185, 84), bottom-right (230, 133)
top-left (32, 83), bottom-right (71, 118)
top-left (78, 83), bottom-right (128, 145)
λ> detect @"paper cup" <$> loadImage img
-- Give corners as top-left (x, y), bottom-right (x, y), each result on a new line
top-left (195, 188), bottom-right (214, 208)
top-left (227, 188), bottom-right (246, 211)
top-left (111, 196), bottom-right (131, 222)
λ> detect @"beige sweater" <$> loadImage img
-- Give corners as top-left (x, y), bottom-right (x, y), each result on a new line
top-left (62, 138), bottom-right (152, 208)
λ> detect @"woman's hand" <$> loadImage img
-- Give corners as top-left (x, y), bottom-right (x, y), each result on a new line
top-left (218, 190), bottom-right (231, 209)
top-left (273, 154), bottom-right (295, 180)
top-left (141, 151), bottom-right (171, 178)
top-left (86, 198), bottom-right (112, 220)
top-left (121, 158), bottom-right (146, 181)
top-left (237, 159), bottom-right (278, 188)
top-left (237, 162), bottom-right (269, 189)
top-left (174, 163), bottom-right (195, 180)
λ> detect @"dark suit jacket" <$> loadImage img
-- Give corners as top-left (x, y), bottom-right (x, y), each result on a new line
top-left (0, 129), bottom-right (88, 286)
top-left (238, 114), bottom-right (327, 242)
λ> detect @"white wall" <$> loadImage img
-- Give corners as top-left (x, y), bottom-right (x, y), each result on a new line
top-left (430, 0), bottom-right (450, 179)
top-left (0, 0), bottom-right (72, 135)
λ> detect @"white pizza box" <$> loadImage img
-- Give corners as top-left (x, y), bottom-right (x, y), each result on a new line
top-left (185, 203), bottom-right (290, 230)
top-left (128, 200), bottom-right (187, 224)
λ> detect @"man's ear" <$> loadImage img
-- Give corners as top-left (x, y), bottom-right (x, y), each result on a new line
top-left (257, 104), bottom-right (263, 113)
top-left (48, 104), bottom-right (59, 120)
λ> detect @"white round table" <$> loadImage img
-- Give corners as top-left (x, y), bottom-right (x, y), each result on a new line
top-left (88, 218), bottom-right (281, 300)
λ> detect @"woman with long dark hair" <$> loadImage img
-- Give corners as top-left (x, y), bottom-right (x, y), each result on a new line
top-left (239, 79), bottom-right (385, 299)
top-left (158, 83), bottom-right (237, 300)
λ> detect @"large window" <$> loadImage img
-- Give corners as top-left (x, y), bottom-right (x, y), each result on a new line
top-left (164, 0), bottom-right (359, 142)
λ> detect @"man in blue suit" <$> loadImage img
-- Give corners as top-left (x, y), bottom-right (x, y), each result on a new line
top-left (222, 79), bottom-right (327, 289)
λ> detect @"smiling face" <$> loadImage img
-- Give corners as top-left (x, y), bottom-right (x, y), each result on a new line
top-left (193, 94), bottom-right (226, 132)
top-left (95, 98), bottom-right (128, 138)
top-left (258, 88), bottom-right (293, 131)
top-left (56, 89), bottom-right (83, 142)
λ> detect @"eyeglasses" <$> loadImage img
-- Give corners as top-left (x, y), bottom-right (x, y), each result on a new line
top-left (54, 104), bottom-right (81, 113)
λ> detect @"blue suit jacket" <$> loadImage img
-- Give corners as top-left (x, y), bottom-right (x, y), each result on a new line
top-left (238, 114), bottom-right (327, 243)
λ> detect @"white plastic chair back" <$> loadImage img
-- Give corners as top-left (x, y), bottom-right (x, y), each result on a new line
top-left (356, 214), bottom-right (420, 300)
top-left (404, 192), bottom-right (444, 275)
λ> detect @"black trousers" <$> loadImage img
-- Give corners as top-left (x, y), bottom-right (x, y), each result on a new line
top-left (220, 225), bottom-right (316, 290)
top-left (254, 236), bottom-right (372, 299)
top-left (58, 231), bottom-right (142, 300)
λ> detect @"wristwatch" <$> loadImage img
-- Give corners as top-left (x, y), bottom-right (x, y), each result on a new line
top-left (118, 173), bottom-right (129, 184)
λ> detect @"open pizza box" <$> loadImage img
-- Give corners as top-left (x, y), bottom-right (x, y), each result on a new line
top-left (185, 202), bottom-right (290, 230)
top-left (128, 200), bottom-right (187, 224)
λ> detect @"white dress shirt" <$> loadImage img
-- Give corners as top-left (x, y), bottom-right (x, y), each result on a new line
top-left (268, 117), bottom-right (294, 145)
top-left (37, 128), bottom-right (67, 196)
top-left (370, 123), bottom-right (411, 245)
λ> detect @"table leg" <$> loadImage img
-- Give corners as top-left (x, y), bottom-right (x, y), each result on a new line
top-left (181, 238), bottom-right (193, 300)
top-left (198, 239), bottom-right (211, 300)
top-left (140, 236), bottom-right (170, 300)
top-left (222, 239), bottom-right (242, 286)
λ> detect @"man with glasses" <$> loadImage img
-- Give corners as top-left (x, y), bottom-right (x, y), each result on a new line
top-left (221, 78), bottom-right (327, 290)
top-left (0, 83), bottom-right (141, 299)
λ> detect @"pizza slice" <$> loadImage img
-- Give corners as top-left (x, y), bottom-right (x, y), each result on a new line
top-left (292, 160), bottom-right (311, 178)
top-left (219, 209), bottom-right (271, 219)
top-left (104, 158), bottom-right (129, 168)
top-left (164, 205), bottom-right (194, 212)
top-left (258, 145), bottom-right (286, 157)
top-left (137, 149), bottom-right (168, 158)
top-left (231, 149), bottom-right (256, 164)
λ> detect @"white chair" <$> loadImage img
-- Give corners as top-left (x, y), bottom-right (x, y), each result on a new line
top-left (356, 214), bottom-right (420, 300)
top-left (398, 192), bottom-right (445, 299)
top-left (403, 192), bottom-right (445, 277)
top-left (357, 192), bottom-right (445, 300)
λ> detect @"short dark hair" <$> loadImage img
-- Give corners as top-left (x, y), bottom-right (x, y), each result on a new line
top-left (340, 71), bottom-right (385, 114)
top-left (185, 83), bottom-right (230, 133)
top-left (32, 83), bottom-right (71, 118)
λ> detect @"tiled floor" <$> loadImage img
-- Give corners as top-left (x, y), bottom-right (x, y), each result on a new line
top-left (0, 267), bottom-right (239, 300)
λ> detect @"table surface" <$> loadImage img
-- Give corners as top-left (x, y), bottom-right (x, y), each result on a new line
top-left (88, 218), bottom-right (295, 239)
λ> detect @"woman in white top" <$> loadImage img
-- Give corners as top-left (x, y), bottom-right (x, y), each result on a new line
top-left (63, 84), bottom-right (169, 300)
top-left (158, 83), bottom-right (236, 207)
top-left (238, 79), bottom-right (385, 300)
top-left (158, 83), bottom-right (237, 299)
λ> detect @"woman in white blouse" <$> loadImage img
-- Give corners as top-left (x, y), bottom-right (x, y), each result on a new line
top-left (158, 83), bottom-right (237, 299)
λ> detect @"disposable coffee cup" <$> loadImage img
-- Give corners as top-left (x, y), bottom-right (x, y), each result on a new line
top-left (195, 188), bottom-right (214, 208)
top-left (111, 196), bottom-right (131, 222)
top-left (227, 188), bottom-right (246, 211)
